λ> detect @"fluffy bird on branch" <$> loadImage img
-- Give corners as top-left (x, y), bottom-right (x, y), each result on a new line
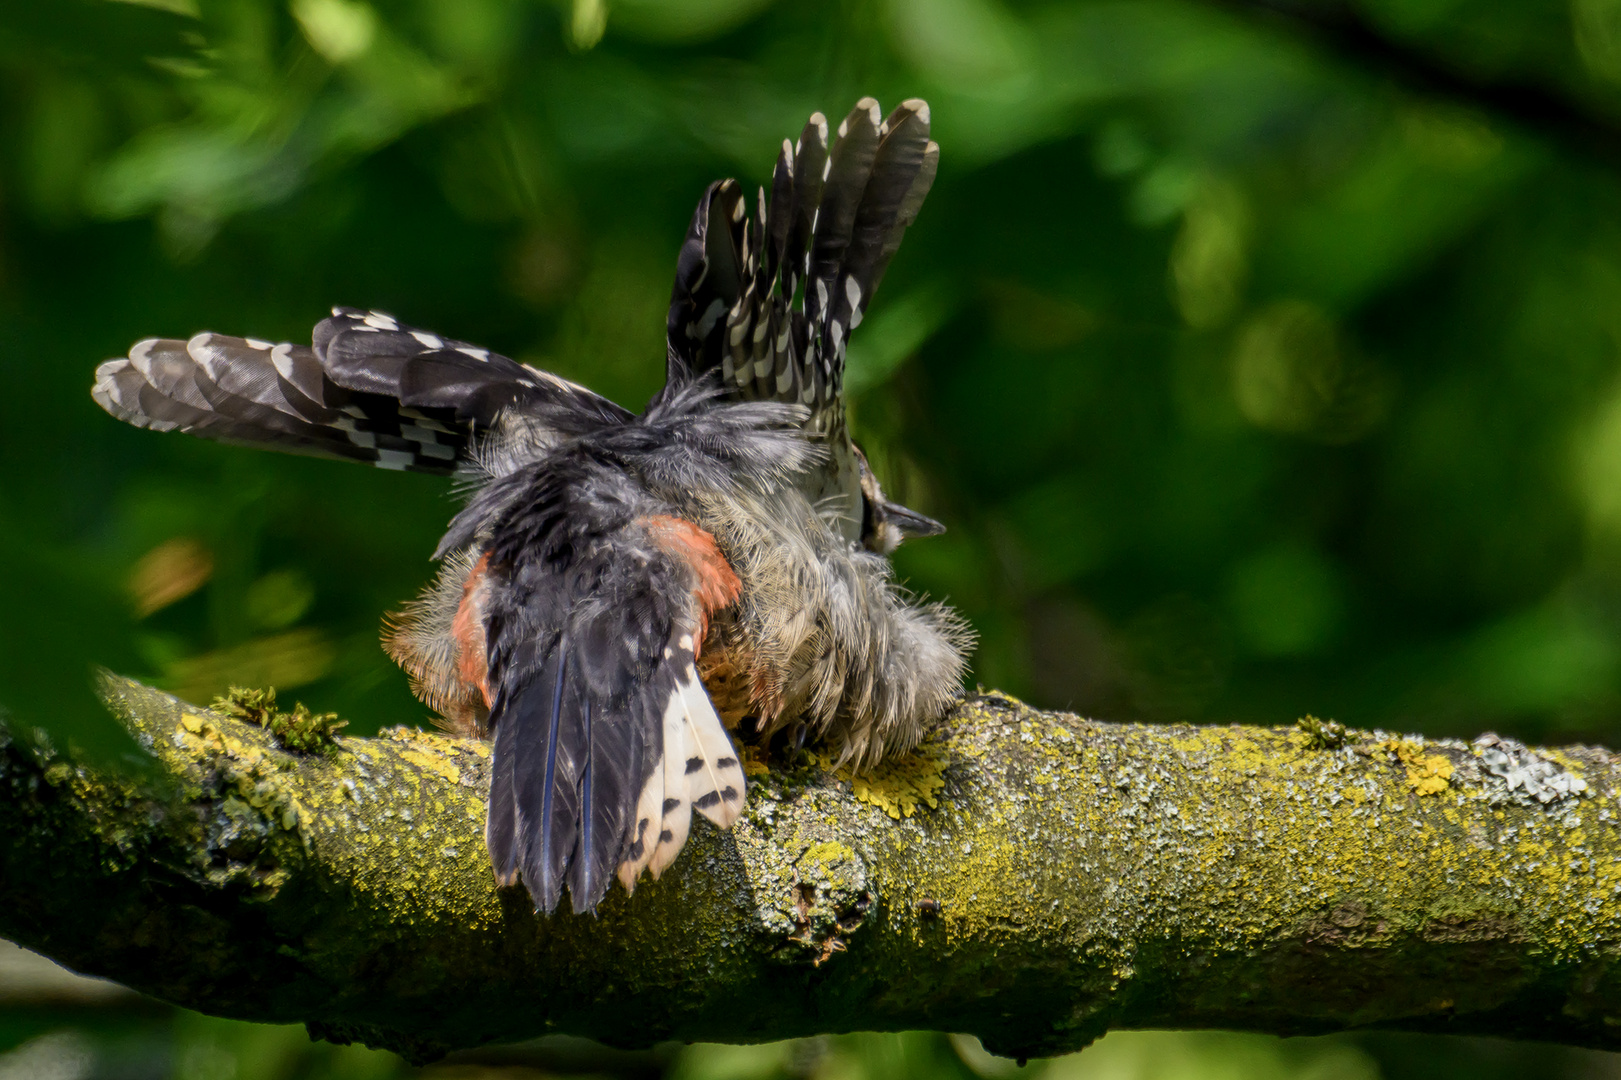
top-left (92, 97), bottom-right (972, 915)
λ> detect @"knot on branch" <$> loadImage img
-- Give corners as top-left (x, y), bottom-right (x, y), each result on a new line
top-left (784, 841), bottom-right (874, 965)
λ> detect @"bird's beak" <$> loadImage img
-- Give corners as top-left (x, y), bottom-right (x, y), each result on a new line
top-left (885, 501), bottom-right (946, 539)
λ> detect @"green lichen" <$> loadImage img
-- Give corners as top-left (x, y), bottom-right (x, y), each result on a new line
top-left (213, 686), bottom-right (347, 754)
top-left (1296, 714), bottom-right (1347, 749)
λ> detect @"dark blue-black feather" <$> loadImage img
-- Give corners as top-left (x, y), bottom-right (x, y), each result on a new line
top-left (477, 416), bottom-right (773, 912)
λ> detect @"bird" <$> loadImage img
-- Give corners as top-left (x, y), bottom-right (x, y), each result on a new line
top-left (91, 97), bottom-right (973, 915)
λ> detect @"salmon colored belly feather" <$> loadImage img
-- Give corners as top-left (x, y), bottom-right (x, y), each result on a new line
top-left (641, 514), bottom-right (741, 651)
top-left (453, 552), bottom-right (493, 708)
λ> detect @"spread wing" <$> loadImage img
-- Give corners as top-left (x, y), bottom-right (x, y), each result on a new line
top-left (93, 307), bottom-right (632, 475)
top-left (663, 98), bottom-right (937, 429)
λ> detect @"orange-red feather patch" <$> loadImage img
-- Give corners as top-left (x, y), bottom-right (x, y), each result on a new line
top-left (453, 551), bottom-right (493, 708)
top-left (642, 514), bottom-right (741, 651)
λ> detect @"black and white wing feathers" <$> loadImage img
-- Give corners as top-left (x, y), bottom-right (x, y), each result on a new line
top-left (314, 307), bottom-right (630, 436)
top-left (94, 333), bottom-right (471, 472)
top-left (94, 308), bottom-right (632, 474)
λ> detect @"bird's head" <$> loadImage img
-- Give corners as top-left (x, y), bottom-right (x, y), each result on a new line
top-left (854, 447), bottom-right (945, 556)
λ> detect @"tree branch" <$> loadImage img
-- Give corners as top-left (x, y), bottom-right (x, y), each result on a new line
top-left (2, 675), bottom-right (1619, 1063)
top-left (1203, 0), bottom-right (1621, 171)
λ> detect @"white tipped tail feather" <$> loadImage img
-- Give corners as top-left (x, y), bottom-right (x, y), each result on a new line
top-left (623, 655), bottom-right (747, 888)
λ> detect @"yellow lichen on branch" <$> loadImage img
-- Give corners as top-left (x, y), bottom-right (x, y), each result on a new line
top-left (821, 742), bottom-right (950, 819)
top-left (1382, 737), bottom-right (1456, 795)
top-left (1, 675), bottom-right (1619, 1063)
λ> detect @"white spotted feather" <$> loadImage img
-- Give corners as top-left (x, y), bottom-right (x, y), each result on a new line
top-left (647, 682), bottom-right (695, 880)
top-left (616, 735), bottom-right (666, 892)
top-left (676, 662), bottom-right (745, 828)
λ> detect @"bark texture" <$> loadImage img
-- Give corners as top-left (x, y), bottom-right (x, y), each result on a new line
top-left (1, 675), bottom-right (1619, 1063)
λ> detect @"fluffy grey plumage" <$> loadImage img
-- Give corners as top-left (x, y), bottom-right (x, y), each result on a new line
top-left (90, 97), bottom-right (973, 914)
top-left (685, 480), bottom-right (972, 769)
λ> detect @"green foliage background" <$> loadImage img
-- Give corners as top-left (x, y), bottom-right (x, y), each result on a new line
top-left (3, 0), bottom-right (1621, 1075)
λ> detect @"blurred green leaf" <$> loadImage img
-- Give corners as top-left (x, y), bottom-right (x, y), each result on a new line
top-left (0, 0), bottom-right (199, 71)
top-left (610, 0), bottom-right (777, 43)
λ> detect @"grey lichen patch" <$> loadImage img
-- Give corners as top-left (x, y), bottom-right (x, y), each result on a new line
top-left (1473, 733), bottom-right (1591, 807)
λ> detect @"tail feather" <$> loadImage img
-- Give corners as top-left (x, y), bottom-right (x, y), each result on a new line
top-left (831, 100), bottom-right (935, 338)
top-left (486, 697), bottom-right (520, 887)
top-left (645, 707), bottom-right (690, 875)
top-left (489, 610), bottom-right (742, 910)
top-left (675, 657), bottom-right (745, 829)
top-left (568, 699), bottom-right (643, 913)
top-left (510, 636), bottom-right (584, 914)
top-left (575, 705), bottom-right (596, 906)
top-left (661, 99), bottom-right (936, 424)
top-left (643, 649), bottom-right (745, 879)
top-left (647, 675), bottom-right (696, 880)
top-left (781, 113), bottom-right (830, 304)
top-left (665, 180), bottom-right (749, 383)
top-left (616, 719), bottom-right (666, 892)
top-left (882, 126), bottom-right (938, 284)
top-left (747, 116), bottom-right (827, 408)
top-left (763, 140), bottom-right (795, 295)
top-left (805, 98), bottom-right (883, 336)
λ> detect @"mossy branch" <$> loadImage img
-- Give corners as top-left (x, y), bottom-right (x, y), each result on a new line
top-left (3, 675), bottom-right (1621, 1063)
